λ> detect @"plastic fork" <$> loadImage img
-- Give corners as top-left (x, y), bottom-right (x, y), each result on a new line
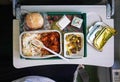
top-left (31, 39), bottom-right (69, 62)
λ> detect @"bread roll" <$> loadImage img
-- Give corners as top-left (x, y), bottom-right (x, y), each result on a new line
top-left (25, 13), bottom-right (44, 29)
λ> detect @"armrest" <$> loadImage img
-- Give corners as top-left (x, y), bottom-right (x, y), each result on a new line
top-left (106, 0), bottom-right (115, 18)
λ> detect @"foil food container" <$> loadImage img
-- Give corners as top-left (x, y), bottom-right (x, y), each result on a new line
top-left (87, 22), bottom-right (116, 51)
top-left (19, 30), bottom-right (62, 59)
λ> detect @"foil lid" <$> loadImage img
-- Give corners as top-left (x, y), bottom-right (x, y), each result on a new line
top-left (87, 22), bottom-right (117, 51)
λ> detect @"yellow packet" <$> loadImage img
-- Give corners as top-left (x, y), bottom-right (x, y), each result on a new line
top-left (93, 26), bottom-right (116, 51)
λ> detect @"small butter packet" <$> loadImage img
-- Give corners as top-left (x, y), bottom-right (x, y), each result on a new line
top-left (56, 15), bottom-right (70, 30)
top-left (71, 16), bottom-right (83, 28)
